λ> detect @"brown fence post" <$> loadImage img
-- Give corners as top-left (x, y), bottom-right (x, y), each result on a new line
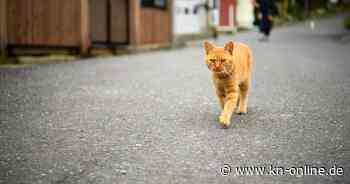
top-left (0, 0), bottom-right (8, 57)
top-left (80, 0), bottom-right (90, 56)
top-left (304, 0), bottom-right (310, 17)
top-left (168, 0), bottom-right (173, 44)
top-left (129, 0), bottom-right (141, 47)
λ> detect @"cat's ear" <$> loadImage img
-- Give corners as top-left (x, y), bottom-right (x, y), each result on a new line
top-left (203, 41), bottom-right (214, 55)
top-left (224, 41), bottom-right (234, 55)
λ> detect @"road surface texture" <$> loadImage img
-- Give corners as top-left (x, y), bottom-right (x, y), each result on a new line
top-left (1, 15), bottom-right (350, 184)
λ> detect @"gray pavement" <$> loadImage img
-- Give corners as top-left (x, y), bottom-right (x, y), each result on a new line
top-left (1, 15), bottom-right (350, 184)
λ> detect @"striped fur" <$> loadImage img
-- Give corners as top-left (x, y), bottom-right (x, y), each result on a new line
top-left (204, 41), bottom-right (253, 128)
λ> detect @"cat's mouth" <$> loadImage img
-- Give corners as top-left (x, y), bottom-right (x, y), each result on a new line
top-left (212, 68), bottom-right (227, 74)
top-left (212, 68), bottom-right (222, 72)
top-left (212, 68), bottom-right (232, 77)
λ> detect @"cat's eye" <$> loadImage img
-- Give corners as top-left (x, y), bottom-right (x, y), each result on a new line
top-left (209, 59), bottom-right (216, 62)
top-left (220, 59), bottom-right (226, 62)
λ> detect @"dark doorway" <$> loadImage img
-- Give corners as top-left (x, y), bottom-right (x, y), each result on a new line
top-left (89, 0), bottom-right (129, 46)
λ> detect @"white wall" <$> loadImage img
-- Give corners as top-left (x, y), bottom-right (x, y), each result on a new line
top-left (236, 0), bottom-right (254, 29)
top-left (173, 0), bottom-right (208, 35)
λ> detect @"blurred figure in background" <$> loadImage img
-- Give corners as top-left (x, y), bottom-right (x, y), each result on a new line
top-left (252, 0), bottom-right (261, 29)
top-left (254, 0), bottom-right (278, 41)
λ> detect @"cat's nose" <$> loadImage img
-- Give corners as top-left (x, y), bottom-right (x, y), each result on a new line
top-left (213, 66), bottom-right (220, 71)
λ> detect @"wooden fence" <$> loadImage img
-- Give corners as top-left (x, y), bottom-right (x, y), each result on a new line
top-left (0, 0), bottom-right (173, 55)
top-left (89, 0), bottom-right (129, 45)
top-left (2, 0), bottom-right (89, 53)
top-left (140, 7), bottom-right (172, 44)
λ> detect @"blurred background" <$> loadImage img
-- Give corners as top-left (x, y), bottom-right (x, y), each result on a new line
top-left (1, 1), bottom-right (350, 183)
top-left (0, 0), bottom-right (349, 63)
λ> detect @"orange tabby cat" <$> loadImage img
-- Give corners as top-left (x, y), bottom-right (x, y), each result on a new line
top-left (203, 41), bottom-right (253, 128)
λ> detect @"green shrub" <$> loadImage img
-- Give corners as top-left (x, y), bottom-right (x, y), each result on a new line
top-left (287, 0), bottom-right (305, 20)
top-left (345, 16), bottom-right (350, 29)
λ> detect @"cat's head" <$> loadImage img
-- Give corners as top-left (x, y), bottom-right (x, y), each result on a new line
top-left (203, 41), bottom-right (234, 74)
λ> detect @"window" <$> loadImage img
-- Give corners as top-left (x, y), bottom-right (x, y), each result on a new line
top-left (141, 0), bottom-right (167, 9)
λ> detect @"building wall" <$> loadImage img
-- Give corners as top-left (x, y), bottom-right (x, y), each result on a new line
top-left (236, 0), bottom-right (254, 29)
top-left (89, 0), bottom-right (129, 44)
top-left (6, 0), bottom-right (83, 46)
top-left (140, 7), bottom-right (171, 44)
top-left (173, 0), bottom-right (208, 35)
top-left (219, 0), bottom-right (237, 29)
top-left (90, 0), bottom-right (108, 43)
top-left (209, 0), bottom-right (220, 27)
top-left (129, 0), bottom-right (172, 46)
top-left (0, 0), bottom-right (7, 53)
top-left (0, 0), bottom-right (172, 52)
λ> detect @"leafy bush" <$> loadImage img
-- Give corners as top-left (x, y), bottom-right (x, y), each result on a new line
top-left (287, 0), bottom-right (305, 20)
top-left (345, 16), bottom-right (350, 29)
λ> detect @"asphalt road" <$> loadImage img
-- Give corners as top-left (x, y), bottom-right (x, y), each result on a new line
top-left (1, 15), bottom-right (350, 184)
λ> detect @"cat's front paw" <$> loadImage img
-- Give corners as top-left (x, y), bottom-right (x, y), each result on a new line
top-left (236, 110), bottom-right (247, 115)
top-left (219, 114), bottom-right (230, 128)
